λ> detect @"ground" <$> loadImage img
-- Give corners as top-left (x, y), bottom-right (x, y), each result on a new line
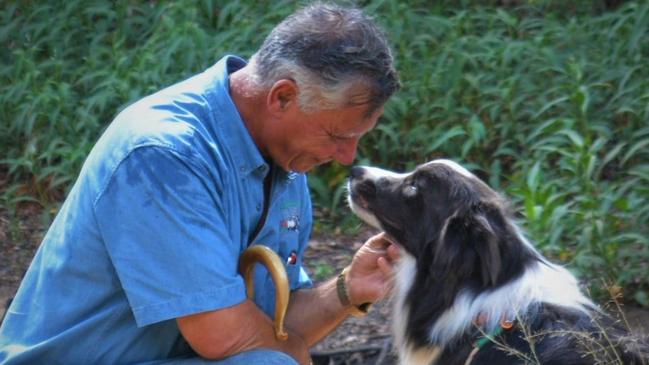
top-left (1, 204), bottom-right (648, 364)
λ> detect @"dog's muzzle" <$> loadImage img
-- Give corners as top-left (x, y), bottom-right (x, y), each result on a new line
top-left (348, 167), bottom-right (377, 206)
top-left (347, 166), bottom-right (382, 229)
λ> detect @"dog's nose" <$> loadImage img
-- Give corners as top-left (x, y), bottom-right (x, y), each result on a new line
top-left (350, 166), bottom-right (365, 179)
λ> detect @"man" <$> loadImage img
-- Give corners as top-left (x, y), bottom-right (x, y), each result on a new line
top-left (0, 2), bottom-right (400, 364)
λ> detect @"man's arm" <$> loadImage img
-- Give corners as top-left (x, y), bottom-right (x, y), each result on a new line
top-left (177, 299), bottom-right (311, 364)
top-left (175, 279), bottom-right (346, 364)
top-left (176, 233), bottom-right (398, 362)
top-left (285, 233), bottom-right (399, 346)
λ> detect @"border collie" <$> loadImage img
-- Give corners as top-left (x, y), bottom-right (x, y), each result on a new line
top-left (347, 159), bottom-right (647, 365)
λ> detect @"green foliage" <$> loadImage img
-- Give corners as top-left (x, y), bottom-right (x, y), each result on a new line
top-left (365, 1), bottom-right (649, 305)
top-left (0, 0), bottom-right (292, 203)
top-left (1, 1), bottom-right (648, 306)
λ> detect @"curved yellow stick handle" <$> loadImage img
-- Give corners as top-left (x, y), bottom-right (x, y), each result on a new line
top-left (238, 245), bottom-right (290, 341)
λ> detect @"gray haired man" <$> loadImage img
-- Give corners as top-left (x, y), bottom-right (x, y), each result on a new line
top-left (0, 3), bottom-right (400, 364)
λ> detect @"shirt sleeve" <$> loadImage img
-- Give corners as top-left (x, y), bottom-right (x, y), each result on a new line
top-left (93, 145), bottom-right (247, 327)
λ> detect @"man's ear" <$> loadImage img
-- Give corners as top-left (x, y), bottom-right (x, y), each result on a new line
top-left (267, 79), bottom-right (299, 114)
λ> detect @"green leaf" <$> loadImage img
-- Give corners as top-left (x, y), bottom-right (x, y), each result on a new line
top-left (559, 130), bottom-right (584, 149)
top-left (526, 161), bottom-right (542, 193)
top-left (424, 126), bottom-right (466, 155)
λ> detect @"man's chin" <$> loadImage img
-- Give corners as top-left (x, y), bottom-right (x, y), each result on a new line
top-left (288, 158), bottom-right (322, 173)
top-left (289, 159), bottom-right (328, 173)
top-left (291, 165), bottom-right (315, 173)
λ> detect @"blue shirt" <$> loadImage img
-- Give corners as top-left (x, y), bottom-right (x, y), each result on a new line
top-left (0, 56), bottom-right (313, 364)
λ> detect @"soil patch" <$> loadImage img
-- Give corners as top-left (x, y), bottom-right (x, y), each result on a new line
top-left (0, 203), bottom-right (46, 319)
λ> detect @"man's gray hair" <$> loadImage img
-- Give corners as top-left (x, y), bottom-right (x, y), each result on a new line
top-left (251, 2), bottom-right (400, 114)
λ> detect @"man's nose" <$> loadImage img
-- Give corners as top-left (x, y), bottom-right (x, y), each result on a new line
top-left (334, 138), bottom-right (359, 166)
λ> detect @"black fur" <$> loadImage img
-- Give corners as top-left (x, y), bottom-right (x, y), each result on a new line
top-left (348, 161), bottom-right (649, 364)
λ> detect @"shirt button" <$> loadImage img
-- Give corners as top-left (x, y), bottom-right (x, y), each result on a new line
top-left (256, 204), bottom-right (262, 211)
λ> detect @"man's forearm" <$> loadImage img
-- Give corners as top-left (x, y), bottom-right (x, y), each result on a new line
top-left (284, 277), bottom-right (354, 347)
top-left (177, 299), bottom-right (310, 363)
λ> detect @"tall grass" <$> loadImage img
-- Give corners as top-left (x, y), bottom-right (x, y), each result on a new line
top-left (364, 2), bottom-right (649, 306)
top-left (1, 1), bottom-right (648, 306)
top-left (0, 1), bottom-right (292, 204)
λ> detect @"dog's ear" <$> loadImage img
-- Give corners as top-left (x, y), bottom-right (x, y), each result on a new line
top-left (434, 202), bottom-right (504, 287)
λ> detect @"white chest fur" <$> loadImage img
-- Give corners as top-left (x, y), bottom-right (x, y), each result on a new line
top-left (392, 253), bottom-right (442, 365)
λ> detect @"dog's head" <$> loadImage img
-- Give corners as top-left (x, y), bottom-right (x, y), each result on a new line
top-left (348, 159), bottom-right (522, 287)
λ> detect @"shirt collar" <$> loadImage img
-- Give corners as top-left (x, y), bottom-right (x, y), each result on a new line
top-left (205, 55), bottom-right (268, 177)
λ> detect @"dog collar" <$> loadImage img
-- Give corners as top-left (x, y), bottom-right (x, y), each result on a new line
top-left (465, 317), bottom-right (516, 365)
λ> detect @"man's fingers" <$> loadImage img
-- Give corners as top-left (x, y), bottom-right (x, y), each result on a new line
top-left (387, 243), bottom-right (400, 261)
top-left (366, 233), bottom-right (392, 248)
top-left (376, 256), bottom-right (395, 298)
top-left (360, 234), bottom-right (392, 256)
top-left (377, 256), bottom-right (393, 277)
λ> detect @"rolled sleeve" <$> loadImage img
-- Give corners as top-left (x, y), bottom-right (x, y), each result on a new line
top-left (94, 145), bottom-right (246, 327)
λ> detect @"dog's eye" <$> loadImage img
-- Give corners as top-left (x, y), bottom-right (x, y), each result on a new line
top-left (403, 185), bottom-right (418, 197)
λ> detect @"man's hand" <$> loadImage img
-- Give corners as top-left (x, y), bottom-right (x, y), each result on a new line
top-left (345, 232), bottom-right (400, 306)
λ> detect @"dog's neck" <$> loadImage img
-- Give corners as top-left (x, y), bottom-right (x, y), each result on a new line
top-left (394, 240), bottom-right (594, 349)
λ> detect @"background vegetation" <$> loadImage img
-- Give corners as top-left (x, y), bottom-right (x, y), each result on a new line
top-left (1, 0), bottom-right (647, 306)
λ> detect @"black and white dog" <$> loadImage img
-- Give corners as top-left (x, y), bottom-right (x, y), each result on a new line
top-left (347, 159), bottom-right (647, 364)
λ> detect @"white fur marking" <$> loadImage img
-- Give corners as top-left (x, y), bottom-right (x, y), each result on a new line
top-left (428, 258), bottom-right (593, 345)
top-left (426, 159), bottom-right (474, 178)
top-left (357, 165), bottom-right (409, 180)
top-left (393, 253), bottom-right (443, 365)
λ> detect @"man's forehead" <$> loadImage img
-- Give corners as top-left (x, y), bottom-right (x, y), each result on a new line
top-left (340, 106), bottom-right (382, 134)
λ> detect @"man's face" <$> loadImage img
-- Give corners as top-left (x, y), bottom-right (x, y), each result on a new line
top-left (269, 103), bottom-right (384, 173)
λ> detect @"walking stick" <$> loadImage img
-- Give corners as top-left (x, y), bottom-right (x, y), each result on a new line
top-left (238, 245), bottom-right (290, 341)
